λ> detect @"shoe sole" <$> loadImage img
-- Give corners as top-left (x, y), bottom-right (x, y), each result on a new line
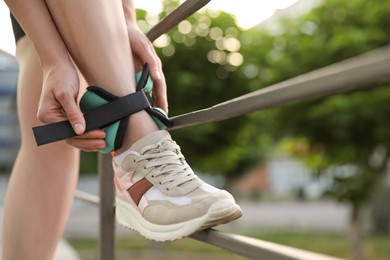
top-left (115, 198), bottom-right (243, 242)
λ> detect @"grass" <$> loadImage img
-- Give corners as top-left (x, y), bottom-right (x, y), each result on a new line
top-left (245, 229), bottom-right (348, 258)
top-left (69, 236), bottom-right (247, 260)
top-left (68, 229), bottom-right (390, 260)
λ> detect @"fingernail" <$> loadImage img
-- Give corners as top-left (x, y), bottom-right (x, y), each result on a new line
top-left (74, 123), bottom-right (84, 135)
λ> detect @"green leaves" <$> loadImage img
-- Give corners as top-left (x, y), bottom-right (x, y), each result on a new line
top-left (260, 0), bottom-right (390, 205)
top-left (135, 0), bottom-right (390, 190)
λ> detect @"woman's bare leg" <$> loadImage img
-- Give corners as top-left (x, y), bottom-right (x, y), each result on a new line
top-left (45, 0), bottom-right (158, 151)
top-left (2, 37), bottom-right (80, 260)
top-left (43, 0), bottom-right (242, 243)
top-left (4, 2), bottom-right (158, 258)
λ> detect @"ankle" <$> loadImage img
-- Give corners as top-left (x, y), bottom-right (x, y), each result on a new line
top-left (115, 111), bottom-right (159, 154)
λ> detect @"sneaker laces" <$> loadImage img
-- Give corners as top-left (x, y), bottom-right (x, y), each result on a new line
top-left (135, 138), bottom-right (198, 191)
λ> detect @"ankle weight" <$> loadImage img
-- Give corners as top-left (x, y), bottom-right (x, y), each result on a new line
top-left (79, 68), bottom-right (170, 153)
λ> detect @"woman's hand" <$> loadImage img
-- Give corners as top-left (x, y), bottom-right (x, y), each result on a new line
top-left (66, 129), bottom-right (106, 152)
top-left (122, 0), bottom-right (168, 113)
top-left (37, 61), bottom-right (107, 152)
top-left (37, 61), bottom-right (86, 135)
top-left (127, 25), bottom-right (168, 114)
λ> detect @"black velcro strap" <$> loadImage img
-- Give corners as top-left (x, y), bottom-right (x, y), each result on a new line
top-left (33, 91), bottom-right (151, 146)
top-left (146, 107), bottom-right (174, 127)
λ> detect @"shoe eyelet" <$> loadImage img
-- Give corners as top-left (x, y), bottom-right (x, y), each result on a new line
top-left (159, 182), bottom-right (162, 185)
top-left (166, 188), bottom-right (170, 191)
top-left (151, 175), bottom-right (155, 178)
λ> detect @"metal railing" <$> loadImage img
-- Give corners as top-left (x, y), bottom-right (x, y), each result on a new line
top-left (73, 0), bottom-right (390, 258)
top-left (75, 44), bottom-right (390, 259)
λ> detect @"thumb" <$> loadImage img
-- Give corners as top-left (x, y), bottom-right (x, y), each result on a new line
top-left (60, 95), bottom-right (86, 135)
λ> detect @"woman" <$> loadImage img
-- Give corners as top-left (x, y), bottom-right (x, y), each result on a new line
top-left (3, 0), bottom-right (242, 259)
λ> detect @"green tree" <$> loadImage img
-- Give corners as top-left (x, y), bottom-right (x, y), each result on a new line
top-left (245, 0), bottom-right (390, 259)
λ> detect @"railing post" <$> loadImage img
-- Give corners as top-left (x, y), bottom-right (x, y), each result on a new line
top-left (98, 153), bottom-right (116, 260)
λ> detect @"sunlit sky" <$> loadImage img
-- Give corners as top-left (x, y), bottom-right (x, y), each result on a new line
top-left (0, 0), bottom-right (298, 55)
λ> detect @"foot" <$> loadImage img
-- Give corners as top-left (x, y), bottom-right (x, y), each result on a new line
top-left (112, 130), bottom-right (242, 241)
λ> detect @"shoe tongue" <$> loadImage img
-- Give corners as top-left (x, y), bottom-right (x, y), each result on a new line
top-left (130, 130), bottom-right (171, 153)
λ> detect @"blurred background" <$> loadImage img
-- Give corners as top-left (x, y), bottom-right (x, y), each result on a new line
top-left (1, 0), bottom-right (390, 259)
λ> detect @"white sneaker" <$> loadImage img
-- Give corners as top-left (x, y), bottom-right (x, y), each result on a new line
top-left (112, 130), bottom-right (242, 241)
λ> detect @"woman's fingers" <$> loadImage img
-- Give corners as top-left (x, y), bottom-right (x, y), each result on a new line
top-left (66, 129), bottom-right (106, 151)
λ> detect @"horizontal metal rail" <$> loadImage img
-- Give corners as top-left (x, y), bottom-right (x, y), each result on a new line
top-left (170, 45), bottom-right (390, 129)
top-left (74, 191), bottom-right (345, 260)
top-left (146, 0), bottom-right (211, 42)
top-left (190, 229), bottom-right (344, 260)
top-left (74, 190), bottom-right (99, 205)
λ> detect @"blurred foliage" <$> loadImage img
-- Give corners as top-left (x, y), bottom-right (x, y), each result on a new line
top-left (154, 0), bottom-right (390, 186)
top-left (249, 0), bottom-right (390, 248)
top-left (261, 0), bottom-right (390, 212)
